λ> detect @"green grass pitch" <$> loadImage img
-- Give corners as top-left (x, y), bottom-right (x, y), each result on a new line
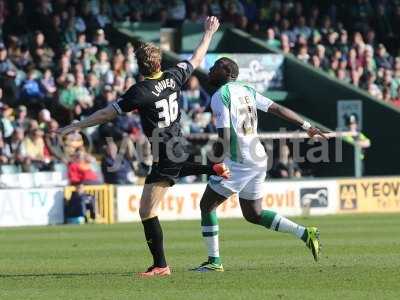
top-left (1, 214), bottom-right (399, 300)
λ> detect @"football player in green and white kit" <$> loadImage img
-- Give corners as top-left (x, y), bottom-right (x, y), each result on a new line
top-left (193, 57), bottom-right (327, 272)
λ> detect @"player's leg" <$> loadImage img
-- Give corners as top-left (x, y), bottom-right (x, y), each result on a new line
top-left (138, 181), bottom-right (172, 277)
top-left (200, 186), bottom-right (226, 264)
top-left (192, 184), bottom-right (228, 272)
top-left (239, 198), bottom-right (307, 239)
top-left (192, 161), bottom-right (251, 272)
top-left (239, 198), bottom-right (321, 261)
top-left (239, 170), bottom-right (321, 261)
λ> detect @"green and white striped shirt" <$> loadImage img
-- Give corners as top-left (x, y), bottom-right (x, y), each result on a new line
top-left (211, 82), bottom-right (274, 166)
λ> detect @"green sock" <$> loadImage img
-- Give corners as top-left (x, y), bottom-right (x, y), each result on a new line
top-left (260, 210), bottom-right (306, 241)
top-left (201, 210), bottom-right (221, 264)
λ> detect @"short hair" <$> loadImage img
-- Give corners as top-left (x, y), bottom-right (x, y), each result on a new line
top-left (217, 57), bottom-right (239, 80)
top-left (135, 43), bottom-right (162, 76)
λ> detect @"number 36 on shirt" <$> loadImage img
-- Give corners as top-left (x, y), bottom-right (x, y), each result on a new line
top-left (155, 92), bottom-right (178, 128)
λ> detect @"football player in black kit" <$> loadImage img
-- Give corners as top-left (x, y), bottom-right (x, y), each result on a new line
top-left (58, 16), bottom-right (226, 277)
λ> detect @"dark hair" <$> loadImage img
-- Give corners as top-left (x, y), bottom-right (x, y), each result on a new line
top-left (217, 57), bottom-right (239, 80)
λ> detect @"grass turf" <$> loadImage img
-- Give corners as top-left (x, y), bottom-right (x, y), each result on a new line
top-left (1, 214), bottom-right (400, 300)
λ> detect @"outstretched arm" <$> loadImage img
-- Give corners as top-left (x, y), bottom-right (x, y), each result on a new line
top-left (268, 103), bottom-right (328, 139)
top-left (57, 105), bottom-right (117, 136)
top-left (189, 16), bottom-right (220, 69)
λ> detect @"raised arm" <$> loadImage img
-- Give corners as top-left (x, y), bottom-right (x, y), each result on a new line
top-left (268, 103), bottom-right (328, 139)
top-left (189, 16), bottom-right (220, 69)
top-left (57, 105), bottom-right (117, 136)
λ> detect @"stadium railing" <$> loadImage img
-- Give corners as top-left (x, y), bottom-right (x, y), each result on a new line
top-left (186, 131), bottom-right (361, 180)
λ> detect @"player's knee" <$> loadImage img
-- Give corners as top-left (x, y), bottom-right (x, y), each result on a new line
top-left (139, 206), bottom-right (155, 220)
top-left (199, 200), bottom-right (213, 213)
top-left (243, 212), bottom-right (261, 224)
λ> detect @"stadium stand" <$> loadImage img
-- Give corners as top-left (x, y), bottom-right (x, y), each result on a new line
top-left (0, 0), bottom-right (399, 182)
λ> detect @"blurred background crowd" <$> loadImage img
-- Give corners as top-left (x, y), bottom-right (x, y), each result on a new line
top-left (0, 0), bottom-right (398, 184)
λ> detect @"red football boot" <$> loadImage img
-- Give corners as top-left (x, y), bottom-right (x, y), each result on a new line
top-left (138, 265), bottom-right (171, 277)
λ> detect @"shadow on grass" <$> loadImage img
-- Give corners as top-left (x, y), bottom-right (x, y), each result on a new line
top-left (0, 271), bottom-right (132, 278)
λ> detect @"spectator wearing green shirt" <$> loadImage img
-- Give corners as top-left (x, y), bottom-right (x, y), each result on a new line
top-left (59, 74), bottom-right (77, 109)
top-left (266, 28), bottom-right (281, 49)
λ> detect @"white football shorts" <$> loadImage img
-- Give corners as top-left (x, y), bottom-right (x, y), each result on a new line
top-left (209, 159), bottom-right (267, 200)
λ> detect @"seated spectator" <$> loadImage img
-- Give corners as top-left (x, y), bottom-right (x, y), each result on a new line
top-left (266, 28), bottom-right (281, 49)
top-left (7, 35), bottom-right (22, 66)
top-left (375, 44), bottom-right (393, 70)
top-left (30, 31), bottom-right (55, 70)
top-left (391, 86), bottom-right (400, 107)
top-left (20, 69), bottom-right (46, 111)
top-left (21, 128), bottom-right (52, 172)
top-left (87, 72), bottom-right (101, 99)
top-left (59, 74), bottom-right (77, 109)
top-left (66, 5), bottom-right (86, 34)
top-left (63, 125), bottom-right (84, 159)
top-left (271, 145), bottom-right (302, 178)
top-left (72, 32), bottom-right (91, 57)
top-left (15, 44), bottom-right (33, 70)
top-left (40, 68), bottom-right (57, 97)
top-left (0, 42), bottom-right (17, 78)
top-left (68, 150), bottom-right (100, 185)
top-left (44, 119), bottom-right (65, 163)
top-left (205, 115), bottom-right (218, 133)
top-left (0, 101), bottom-right (12, 138)
top-left (208, 0), bottom-right (222, 17)
top-left (93, 29), bottom-right (109, 50)
top-left (181, 76), bottom-right (210, 113)
top-left (0, 131), bottom-right (10, 164)
top-left (65, 183), bottom-right (96, 224)
top-left (93, 50), bottom-right (111, 79)
top-left (189, 111), bottom-right (205, 133)
top-left (293, 16), bottom-right (311, 40)
top-left (297, 45), bottom-right (310, 63)
top-left (6, 127), bottom-right (25, 165)
top-left (38, 108), bottom-right (51, 129)
top-left (64, 16), bottom-right (78, 45)
top-left (167, 0), bottom-right (186, 26)
top-left (124, 43), bottom-right (138, 76)
top-left (101, 141), bottom-right (133, 184)
top-left (95, 1), bottom-right (112, 29)
top-left (73, 72), bottom-right (93, 111)
top-left (93, 84), bottom-right (115, 110)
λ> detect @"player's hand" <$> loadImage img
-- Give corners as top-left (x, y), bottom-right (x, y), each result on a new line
top-left (204, 16), bottom-right (220, 35)
top-left (307, 127), bottom-right (329, 140)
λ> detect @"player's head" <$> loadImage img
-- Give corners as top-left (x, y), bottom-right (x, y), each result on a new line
top-left (135, 43), bottom-right (162, 77)
top-left (208, 57), bottom-right (239, 87)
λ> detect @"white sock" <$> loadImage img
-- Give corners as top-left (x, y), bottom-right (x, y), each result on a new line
top-left (271, 215), bottom-right (305, 239)
top-left (202, 225), bottom-right (220, 263)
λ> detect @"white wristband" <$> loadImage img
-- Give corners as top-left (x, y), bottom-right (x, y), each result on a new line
top-left (302, 121), bottom-right (312, 131)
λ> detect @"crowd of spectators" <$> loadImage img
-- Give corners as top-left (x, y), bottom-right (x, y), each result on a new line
top-left (0, 0), bottom-right (399, 183)
top-left (0, 0), bottom-right (144, 183)
top-left (238, 0), bottom-right (400, 107)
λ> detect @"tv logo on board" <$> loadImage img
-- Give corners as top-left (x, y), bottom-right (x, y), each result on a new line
top-left (300, 188), bottom-right (328, 208)
top-left (339, 184), bottom-right (358, 210)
